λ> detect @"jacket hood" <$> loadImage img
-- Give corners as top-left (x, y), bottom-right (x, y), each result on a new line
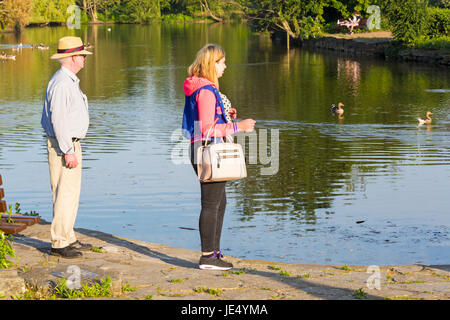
top-left (183, 76), bottom-right (216, 96)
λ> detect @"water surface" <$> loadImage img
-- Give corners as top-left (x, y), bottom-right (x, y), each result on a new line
top-left (1, 23), bottom-right (449, 265)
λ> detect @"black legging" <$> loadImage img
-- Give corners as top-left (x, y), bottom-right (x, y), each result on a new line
top-left (190, 142), bottom-right (227, 253)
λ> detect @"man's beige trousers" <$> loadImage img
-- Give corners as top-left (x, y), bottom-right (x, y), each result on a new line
top-left (47, 137), bottom-right (82, 249)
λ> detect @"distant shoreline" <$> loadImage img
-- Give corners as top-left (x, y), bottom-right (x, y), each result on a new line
top-left (2, 22), bottom-right (448, 66)
top-left (271, 31), bottom-right (450, 66)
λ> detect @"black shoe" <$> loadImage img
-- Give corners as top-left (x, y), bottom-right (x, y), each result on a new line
top-left (199, 252), bottom-right (233, 270)
top-left (50, 246), bottom-right (82, 259)
top-left (69, 240), bottom-right (92, 251)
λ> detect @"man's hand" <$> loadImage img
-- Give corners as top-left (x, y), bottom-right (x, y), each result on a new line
top-left (64, 153), bottom-right (78, 169)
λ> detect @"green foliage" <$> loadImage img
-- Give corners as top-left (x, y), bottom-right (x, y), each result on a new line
top-left (385, 0), bottom-right (429, 44)
top-left (243, 0), bottom-right (328, 39)
top-left (297, 16), bottom-right (322, 39)
top-left (31, 0), bottom-right (76, 24)
top-left (193, 286), bottom-right (223, 295)
top-left (411, 35), bottom-right (450, 50)
top-left (160, 13), bottom-right (195, 22)
top-left (0, 231), bottom-right (15, 269)
top-left (0, 0), bottom-right (33, 31)
top-left (99, 0), bottom-right (161, 23)
top-left (427, 7), bottom-right (450, 37)
top-left (14, 203), bottom-right (39, 216)
top-left (54, 276), bottom-right (112, 298)
top-left (352, 288), bottom-right (368, 299)
top-left (429, 0), bottom-right (450, 8)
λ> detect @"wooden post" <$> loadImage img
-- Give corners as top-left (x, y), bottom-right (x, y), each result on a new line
top-left (0, 174), bottom-right (32, 234)
top-left (287, 31), bottom-right (290, 51)
top-left (0, 174), bottom-right (6, 213)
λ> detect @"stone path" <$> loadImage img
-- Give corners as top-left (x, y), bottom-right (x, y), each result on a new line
top-left (325, 31), bottom-right (393, 40)
top-left (1, 220), bottom-right (449, 300)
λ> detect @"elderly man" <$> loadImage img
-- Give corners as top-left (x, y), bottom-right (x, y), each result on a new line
top-left (41, 36), bottom-right (93, 258)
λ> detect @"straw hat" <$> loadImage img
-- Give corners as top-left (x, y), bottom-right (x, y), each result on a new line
top-left (50, 36), bottom-right (93, 60)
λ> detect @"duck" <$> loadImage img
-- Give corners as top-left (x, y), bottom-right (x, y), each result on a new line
top-left (85, 43), bottom-right (94, 49)
top-left (0, 52), bottom-right (15, 60)
top-left (37, 43), bottom-right (49, 50)
top-left (417, 111), bottom-right (432, 125)
top-left (331, 102), bottom-right (344, 115)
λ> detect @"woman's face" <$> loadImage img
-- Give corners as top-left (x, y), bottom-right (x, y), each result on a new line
top-left (215, 57), bottom-right (226, 78)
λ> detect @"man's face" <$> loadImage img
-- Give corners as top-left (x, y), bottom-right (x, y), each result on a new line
top-left (72, 54), bottom-right (86, 71)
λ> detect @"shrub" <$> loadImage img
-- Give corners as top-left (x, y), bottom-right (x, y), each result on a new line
top-left (386, 0), bottom-right (429, 44)
top-left (412, 35), bottom-right (450, 50)
top-left (0, 231), bottom-right (15, 269)
top-left (427, 7), bottom-right (450, 37)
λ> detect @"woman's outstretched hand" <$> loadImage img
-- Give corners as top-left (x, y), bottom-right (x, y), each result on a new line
top-left (238, 119), bottom-right (256, 132)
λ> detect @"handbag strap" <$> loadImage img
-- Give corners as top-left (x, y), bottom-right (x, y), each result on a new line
top-left (204, 118), bottom-right (219, 147)
top-left (203, 119), bottom-right (234, 146)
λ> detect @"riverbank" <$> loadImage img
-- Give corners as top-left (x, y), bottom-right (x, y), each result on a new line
top-left (1, 219), bottom-right (449, 300)
top-left (283, 31), bottom-right (450, 66)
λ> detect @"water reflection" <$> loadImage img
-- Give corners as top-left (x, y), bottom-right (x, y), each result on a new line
top-left (0, 23), bottom-right (449, 265)
top-left (337, 58), bottom-right (361, 93)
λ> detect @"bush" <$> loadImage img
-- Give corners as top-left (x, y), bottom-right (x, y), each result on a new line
top-left (297, 16), bottom-right (322, 40)
top-left (386, 0), bottom-right (429, 44)
top-left (0, 231), bottom-right (15, 269)
top-left (427, 7), bottom-right (450, 37)
top-left (412, 35), bottom-right (450, 50)
top-left (429, 0), bottom-right (450, 8)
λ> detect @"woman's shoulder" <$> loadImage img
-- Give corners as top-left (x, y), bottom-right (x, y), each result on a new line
top-left (184, 76), bottom-right (216, 96)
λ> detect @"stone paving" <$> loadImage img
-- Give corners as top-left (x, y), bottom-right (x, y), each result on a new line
top-left (1, 220), bottom-right (449, 300)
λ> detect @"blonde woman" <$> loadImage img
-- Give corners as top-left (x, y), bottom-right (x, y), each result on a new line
top-left (182, 44), bottom-right (255, 270)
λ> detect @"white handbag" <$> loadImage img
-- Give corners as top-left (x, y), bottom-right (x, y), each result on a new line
top-left (197, 122), bottom-right (247, 183)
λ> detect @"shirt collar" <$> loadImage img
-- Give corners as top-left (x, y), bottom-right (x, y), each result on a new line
top-left (61, 66), bottom-right (80, 83)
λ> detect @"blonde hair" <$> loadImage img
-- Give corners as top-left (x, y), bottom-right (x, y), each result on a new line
top-left (188, 44), bottom-right (225, 89)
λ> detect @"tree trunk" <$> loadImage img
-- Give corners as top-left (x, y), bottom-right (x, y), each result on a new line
top-left (88, 0), bottom-right (98, 23)
top-left (280, 18), bottom-right (297, 39)
top-left (200, 0), bottom-right (223, 22)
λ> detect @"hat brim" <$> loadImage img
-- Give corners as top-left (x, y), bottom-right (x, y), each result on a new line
top-left (51, 50), bottom-right (93, 60)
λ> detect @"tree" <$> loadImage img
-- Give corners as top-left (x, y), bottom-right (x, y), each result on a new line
top-left (0, 0), bottom-right (33, 31)
top-left (385, 0), bottom-right (429, 44)
top-left (200, 0), bottom-right (223, 21)
top-left (32, 0), bottom-right (76, 24)
top-left (243, 0), bottom-right (326, 40)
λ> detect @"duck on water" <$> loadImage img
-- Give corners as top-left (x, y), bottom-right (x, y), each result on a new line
top-left (417, 111), bottom-right (432, 125)
top-left (331, 102), bottom-right (344, 115)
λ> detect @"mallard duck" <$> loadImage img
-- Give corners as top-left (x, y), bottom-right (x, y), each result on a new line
top-left (331, 102), bottom-right (344, 115)
top-left (417, 111), bottom-right (432, 125)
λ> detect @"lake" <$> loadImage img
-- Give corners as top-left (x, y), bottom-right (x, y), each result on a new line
top-left (0, 23), bottom-right (449, 266)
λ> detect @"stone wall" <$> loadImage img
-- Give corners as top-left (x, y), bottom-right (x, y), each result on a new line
top-left (281, 35), bottom-right (450, 66)
top-left (296, 37), bottom-right (389, 58)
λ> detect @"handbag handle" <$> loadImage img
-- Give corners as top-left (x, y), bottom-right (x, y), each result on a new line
top-left (203, 118), bottom-right (219, 146)
top-left (203, 118), bottom-right (234, 146)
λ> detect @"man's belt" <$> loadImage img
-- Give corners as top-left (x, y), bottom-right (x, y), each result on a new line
top-left (72, 138), bottom-right (80, 142)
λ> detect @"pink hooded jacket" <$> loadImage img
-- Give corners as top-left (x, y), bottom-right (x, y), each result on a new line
top-left (183, 76), bottom-right (238, 140)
